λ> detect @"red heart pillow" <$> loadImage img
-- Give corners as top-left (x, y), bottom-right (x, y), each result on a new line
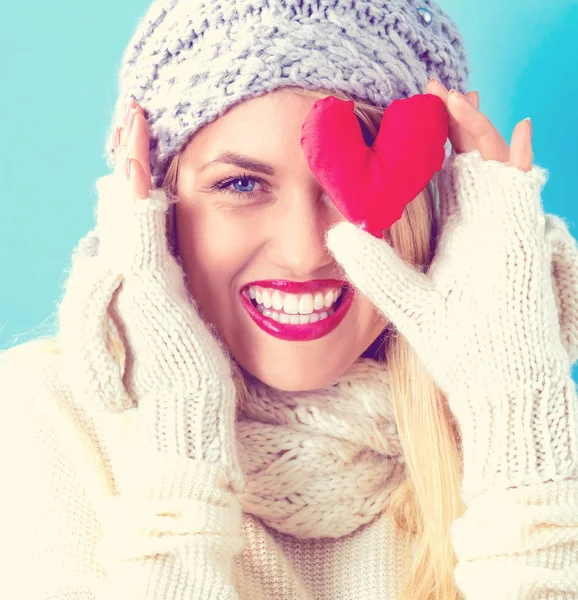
top-left (300, 93), bottom-right (449, 237)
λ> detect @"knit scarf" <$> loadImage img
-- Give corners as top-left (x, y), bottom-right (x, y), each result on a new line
top-left (235, 358), bottom-right (406, 540)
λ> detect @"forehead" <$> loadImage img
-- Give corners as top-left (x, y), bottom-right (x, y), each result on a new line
top-left (180, 88), bottom-right (321, 166)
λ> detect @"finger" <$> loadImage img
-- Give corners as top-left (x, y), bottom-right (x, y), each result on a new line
top-left (114, 127), bottom-right (128, 181)
top-left (447, 91), bottom-right (510, 162)
top-left (425, 80), bottom-right (477, 154)
top-left (114, 111), bottom-right (131, 177)
top-left (133, 111), bottom-right (152, 187)
top-left (116, 105), bottom-right (147, 179)
top-left (127, 113), bottom-right (152, 200)
top-left (112, 126), bottom-right (122, 153)
top-left (509, 118), bottom-right (533, 172)
top-left (122, 98), bottom-right (137, 129)
top-left (126, 106), bottom-right (139, 139)
top-left (128, 158), bottom-right (151, 200)
top-left (451, 91), bottom-right (479, 154)
top-left (113, 99), bottom-right (140, 169)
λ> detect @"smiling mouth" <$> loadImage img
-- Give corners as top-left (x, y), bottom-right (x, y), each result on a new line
top-left (248, 286), bottom-right (345, 325)
top-left (239, 283), bottom-right (354, 341)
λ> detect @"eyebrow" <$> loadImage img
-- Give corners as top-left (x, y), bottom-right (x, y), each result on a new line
top-left (198, 152), bottom-right (276, 176)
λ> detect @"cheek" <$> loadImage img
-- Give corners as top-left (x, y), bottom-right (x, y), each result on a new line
top-left (175, 203), bottom-right (260, 299)
top-left (354, 291), bottom-right (388, 337)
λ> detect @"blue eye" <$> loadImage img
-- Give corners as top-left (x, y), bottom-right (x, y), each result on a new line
top-left (232, 178), bottom-right (256, 193)
top-left (212, 172), bottom-right (268, 199)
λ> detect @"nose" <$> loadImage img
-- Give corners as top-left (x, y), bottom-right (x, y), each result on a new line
top-left (266, 185), bottom-right (337, 277)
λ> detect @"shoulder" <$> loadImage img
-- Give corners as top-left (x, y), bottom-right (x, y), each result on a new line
top-left (1, 340), bottom-right (108, 594)
top-left (0, 336), bottom-right (67, 400)
top-left (0, 337), bottom-right (82, 443)
top-left (0, 336), bottom-right (115, 498)
top-left (0, 336), bottom-right (62, 377)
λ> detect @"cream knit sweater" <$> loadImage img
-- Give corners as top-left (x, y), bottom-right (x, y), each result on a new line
top-left (1, 337), bottom-right (577, 600)
top-left (0, 339), bottom-right (415, 600)
top-left (2, 151), bottom-right (578, 599)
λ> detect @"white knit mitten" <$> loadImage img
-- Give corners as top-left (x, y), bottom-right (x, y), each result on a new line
top-left (59, 173), bottom-right (244, 491)
top-left (326, 149), bottom-right (578, 500)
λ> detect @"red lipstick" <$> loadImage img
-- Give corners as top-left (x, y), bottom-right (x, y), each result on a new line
top-left (240, 280), bottom-right (354, 342)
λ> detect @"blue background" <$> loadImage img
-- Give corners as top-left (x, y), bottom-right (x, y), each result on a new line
top-left (1, 0), bottom-right (577, 362)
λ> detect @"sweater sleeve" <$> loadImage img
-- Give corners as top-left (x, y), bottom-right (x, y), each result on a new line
top-left (449, 373), bottom-right (578, 597)
top-left (0, 343), bottom-right (245, 600)
top-left (438, 173), bottom-right (578, 597)
top-left (451, 477), bottom-right (578, 598)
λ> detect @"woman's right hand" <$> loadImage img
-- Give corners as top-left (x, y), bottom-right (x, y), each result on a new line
top-left (112, 98), bottom-right (152, 201)
top-left (58, 97), bottom-right (245, 493)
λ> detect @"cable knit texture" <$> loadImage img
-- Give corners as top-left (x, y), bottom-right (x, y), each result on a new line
top-left (2, 152), bottom-right (578, 599)
top-left (236, 360), bottom-right (406, 539)
top-left (104, 0), bottom-right (470, 188)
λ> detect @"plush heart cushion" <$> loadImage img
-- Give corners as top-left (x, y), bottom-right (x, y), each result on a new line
top-left (301, 94), bottom-right (449, 237)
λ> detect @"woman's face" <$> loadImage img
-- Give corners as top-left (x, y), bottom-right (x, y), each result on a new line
top-left (175, 87), bottom-right (387, 391)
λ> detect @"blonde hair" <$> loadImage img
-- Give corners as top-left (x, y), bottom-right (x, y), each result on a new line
top-left (33, 86), bottom-right (465, 599)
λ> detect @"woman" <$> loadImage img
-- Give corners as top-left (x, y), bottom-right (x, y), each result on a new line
top-left (1, 0), bottom-right (577, 598)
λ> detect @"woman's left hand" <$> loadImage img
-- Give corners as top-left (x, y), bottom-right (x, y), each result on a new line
top-left (427, 79), bottom-right (578, 366)
top-left (326, 81), bottom-right (578, 499)
top-left (425, 78), bottom-right (533, 172)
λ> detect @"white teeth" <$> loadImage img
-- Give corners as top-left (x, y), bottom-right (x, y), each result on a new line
top-left (247, 285), bottom-right (345, 319)
top-left (272, 290), bottom-right (284, 311)
top-left (262, 288), bottom-right (272, 308)
top-left (283, 294), bottom-right (299, 315)
top-left (298, 293), bottom-right (314, 315)
top-left (261, 307), bottom-right (335, 325)
top-left (313, 292), bottom-right (325, 310)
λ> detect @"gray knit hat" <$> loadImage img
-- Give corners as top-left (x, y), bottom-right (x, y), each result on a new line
top-left (105, 0), bottom-right (469, 189)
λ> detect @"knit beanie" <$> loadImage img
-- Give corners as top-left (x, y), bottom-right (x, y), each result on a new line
top-left (105, 0), bottom-right (470, 189)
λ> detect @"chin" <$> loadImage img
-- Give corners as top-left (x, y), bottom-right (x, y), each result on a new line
top-left (235, 347), bottom-right (360, 392)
